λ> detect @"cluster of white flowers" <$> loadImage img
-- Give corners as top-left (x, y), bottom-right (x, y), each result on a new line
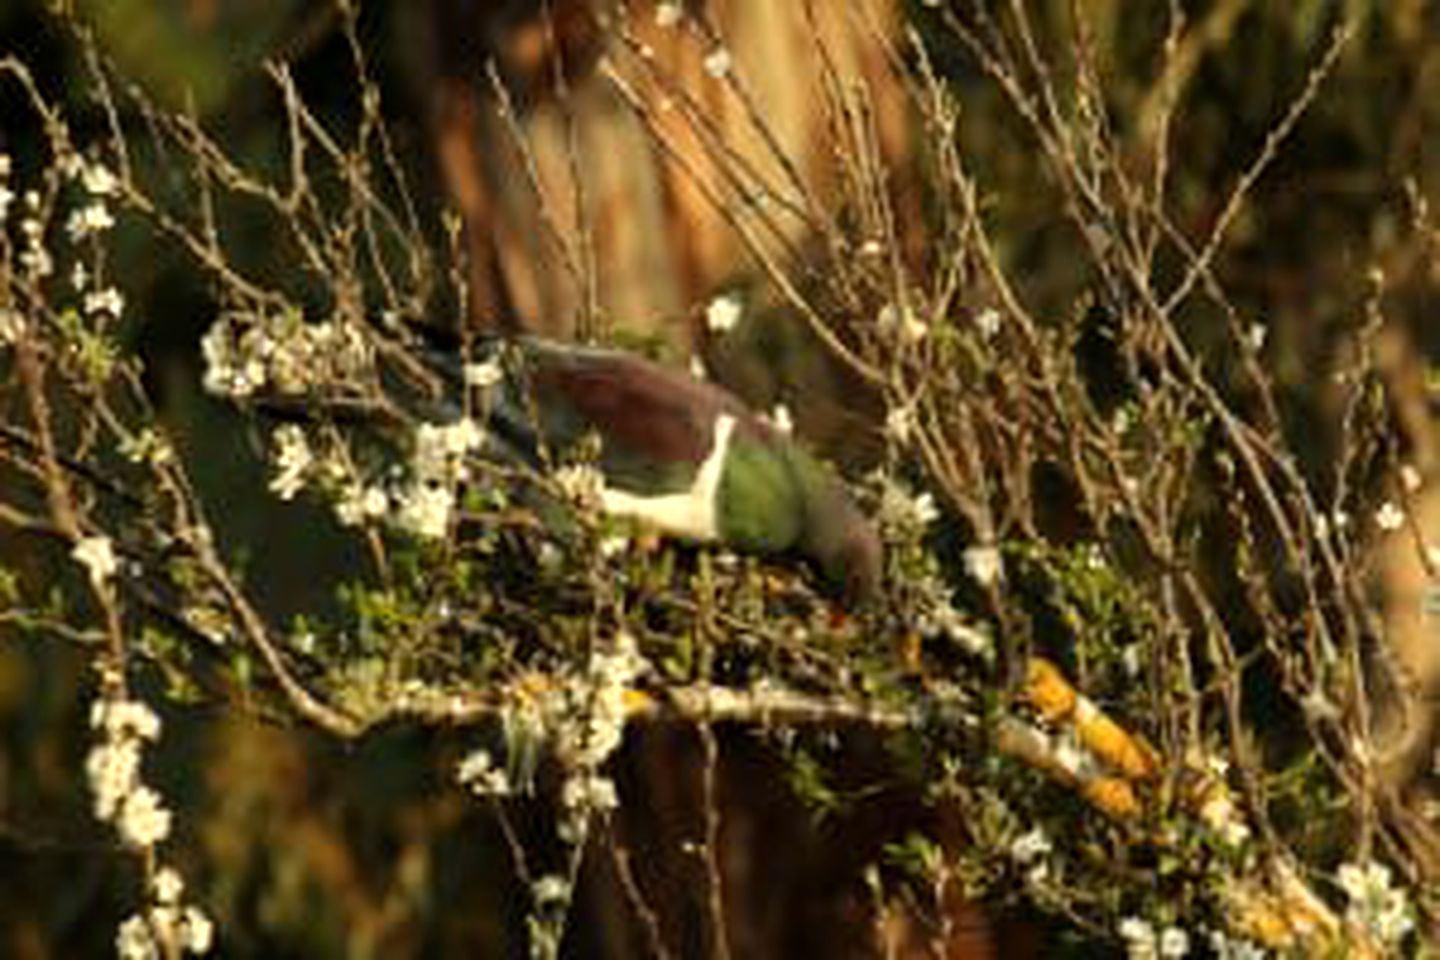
top-left (564, 632), bottom-right (646, 772)
top-left (486, 633), bottom-right (647, 833)
top-left (393, 480), bottom-right (456, 540)
top-left (86, 696), bottom-right (172, 849)
top-left (62, 152), bottom-right (120, 237)
top-left (909, 564), bottom-right (992, 657)
top-left (16, 186), bottom-right (50, 280)
top-left (456, 747), bottom-right (513, 798)
top-left (874, 475), bottom-right (939, 537)
top-left (654, 1), bottom-right (684, 28)
top-left (552, 463), bottom-right (606, 510)
top-left (1336, 860), bottom-right (1414, 947)
top-left (870, 473), bottom-right (991, 655)
top-left (390, 418), bottom-right (486, 539)
top-left (1009, 826), bottom-right (1052, 885)
top-left (334, 480), bottom-right (391, 528)
top-left (268, 424), bottom-right (314, 501)
top-left (316, 417), bottom-right (486, 536)
top-left (1117, 917), bottom-right (1190, 959)
top-left (265, 414), bottom-right (486, 537)
top-left (115, 866), bottom-right (215, 960)
top-left (200, 310), bottom-right (373, 399)
top-left (64, 157), bottom-right (125, 342)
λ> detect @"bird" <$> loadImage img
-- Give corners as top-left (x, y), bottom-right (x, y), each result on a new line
top-left (434, 336), bottom-right (883, 606)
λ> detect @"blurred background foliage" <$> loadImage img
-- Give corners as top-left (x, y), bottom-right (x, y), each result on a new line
top-left (0, 0), bottom-right (1437, 956)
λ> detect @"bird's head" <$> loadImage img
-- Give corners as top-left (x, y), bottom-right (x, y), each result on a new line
top-left (798, 466), bottom-right (884, 608)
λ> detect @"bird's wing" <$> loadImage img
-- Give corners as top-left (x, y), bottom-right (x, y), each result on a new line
top-left (519, 341), bottom-right (767, 494)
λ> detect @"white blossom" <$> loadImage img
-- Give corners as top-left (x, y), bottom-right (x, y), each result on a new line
top-left (268, 425), bottom-right (313, 501)
top-left (181, 906), bottom-right (214, 954)
top-left (153, 866), bottom-right (185, 905)
top-left (569, 635), bottom-right (644, 769)
top-left (1401, 464), bottom-right (1423, 494)
top-left (457, 748), bottom-right (513, 797)
top-left (118, 784), bottom-right (173, 848)
top-left (1010, 827), bottom-right (1052, 865)
top-left (705, 292), bottom-right (743, 334)
top-left (199, 312), bottom-right (373, 399)
top-left (655, 1), bottom-right (683, 27)
top-left (703, 47), bottom-right (732, 79)
top-left (66, 202), bottom-right (114, 239)
top-left (335, 483), bottom-right (389, 527)
top-left (963, 545), bottom-right (1002, 587)
top-left (1375, 501), bottom-right (1405, 533)
top-left (394, 481), bottom-right (454, 540)
top-left (82, 161), bottom-right (119, 197)
top-left (884, 404), bottom-right (916, 444)
top-left (86, 739), bottom-right (142, 820)
top-left (553, 464), bottom-right (605, 506)
top-left (116, 914), bottom-right (158, 960)
top-left (1158, 927), bottom-right (1190, 958)
top-left (84, 286), bottom-right (124, 318)
top-left (561, 772), bottom-right (619, 813)
top-left (199, 320), bottom-right (265, 398)
top-left (876, 477), bottom-right (938, 533)
top-left (1118, 916), bottom-right (1157, 960)
top-left (1337, 860), bottom-right (1414, 946)
top-left (92, 698), bottom-right (162, 741)
top-left (413, 418), bottom-right (483, 484)
top-left (72, 535), bottom-right (118, 587)
top-left (974, 307), bottom-right (1002, 339)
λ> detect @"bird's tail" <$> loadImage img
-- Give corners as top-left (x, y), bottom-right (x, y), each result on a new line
top-left (416, 337), bottom-right (544, 468)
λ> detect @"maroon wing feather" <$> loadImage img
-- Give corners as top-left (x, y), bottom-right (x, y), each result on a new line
top-left (526, 342), bottom-right (769, 466)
